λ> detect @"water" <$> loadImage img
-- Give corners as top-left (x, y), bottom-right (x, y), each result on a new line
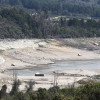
top-left (5, 60), bottom-right (100, 76)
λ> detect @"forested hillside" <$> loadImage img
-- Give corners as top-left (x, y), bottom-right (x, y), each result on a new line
top-left (0, 0), bottom-right (100, 39)
top-left (64, 0), bottom-right (100, 6)
top-left (0, 0), bottom-right (100, 17)
top-left (0, 8), bottom-right (100, 39)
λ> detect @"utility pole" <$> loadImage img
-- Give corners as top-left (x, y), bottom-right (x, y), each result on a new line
top-left (13, 68), bottom-right (18, 82)
top-left (53, 71), bottom-right (58, 86)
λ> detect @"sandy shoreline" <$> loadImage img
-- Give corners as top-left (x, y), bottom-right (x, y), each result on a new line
top-left (2, 69), bottom-right (99, 91)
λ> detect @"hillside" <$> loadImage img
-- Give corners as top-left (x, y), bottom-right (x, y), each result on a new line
top-left (0, 7), bottom-right (100, 39)
top-left (0, 0), bottom-right (100, 17)
top-left (0, 0), bottom-right (100, 6)
top-left (64, 0), bottom-right (99, 6)
top-left (0, 1), bottom-right (100, 39)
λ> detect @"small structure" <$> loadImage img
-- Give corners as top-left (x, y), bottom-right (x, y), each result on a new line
top-left (35, 72), bottom-right (44, 76)
top-left (78, 54), bottom-right (81, 56)
top-left (11, 64), bottom-right (15, 66)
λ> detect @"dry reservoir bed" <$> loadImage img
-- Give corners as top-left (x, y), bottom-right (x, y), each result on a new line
top-left (0, 38), bottom-right (100, 91)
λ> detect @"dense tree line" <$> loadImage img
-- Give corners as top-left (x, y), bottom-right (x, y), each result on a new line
top-left (56, 17), bottom-right (100, 38)
top-left (0, 0), bottom-right (100, 17)
top-left (0, 81), bottom-right (100, 100)
top-left (0, 8), bottom-right (100, 38)
top-left (0, 8), bottom-right (48, 38)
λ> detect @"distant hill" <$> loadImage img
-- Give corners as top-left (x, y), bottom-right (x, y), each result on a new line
top-left (0, 1), bottom-right (100, 39)
top-left (0, 7), bottom-right (100, 39)
top-left (0, 0), bottom-right (100, 17)
top-left (0, 0), bottom-right (99, 6)
top-left (64, 0), bottom-right (99, 6)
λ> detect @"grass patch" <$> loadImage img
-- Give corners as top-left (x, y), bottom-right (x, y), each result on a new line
top-left (0, 49), bottom-right (4, 53)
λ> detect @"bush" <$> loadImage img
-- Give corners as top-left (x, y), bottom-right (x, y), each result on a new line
top-left (0, 85), bottom-right (7, 99)
top-left (74, 82), bottom-right (100, 100)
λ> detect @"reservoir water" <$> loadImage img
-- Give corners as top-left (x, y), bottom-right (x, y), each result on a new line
top-left (5, 60), bottom-right (100, 76)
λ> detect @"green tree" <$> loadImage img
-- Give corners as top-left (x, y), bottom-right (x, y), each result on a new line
top-left (74, 82), bottom-right (100, 100)
top-left (52, 93), bottom-right (70, 100)
top-left (26, 81), bottom-right (35, 93)
top-left (0, 85), bottom-right (7, 99)
top-left (12, 92), bottom-right (26, 100)
top-left (37, 88), bottom-right (49, 100)
top-left (10, 80), bottom-right (21, 96)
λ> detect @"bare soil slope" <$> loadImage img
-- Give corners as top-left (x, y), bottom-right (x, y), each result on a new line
top-left (0, 38), bottom-right (100, 71)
